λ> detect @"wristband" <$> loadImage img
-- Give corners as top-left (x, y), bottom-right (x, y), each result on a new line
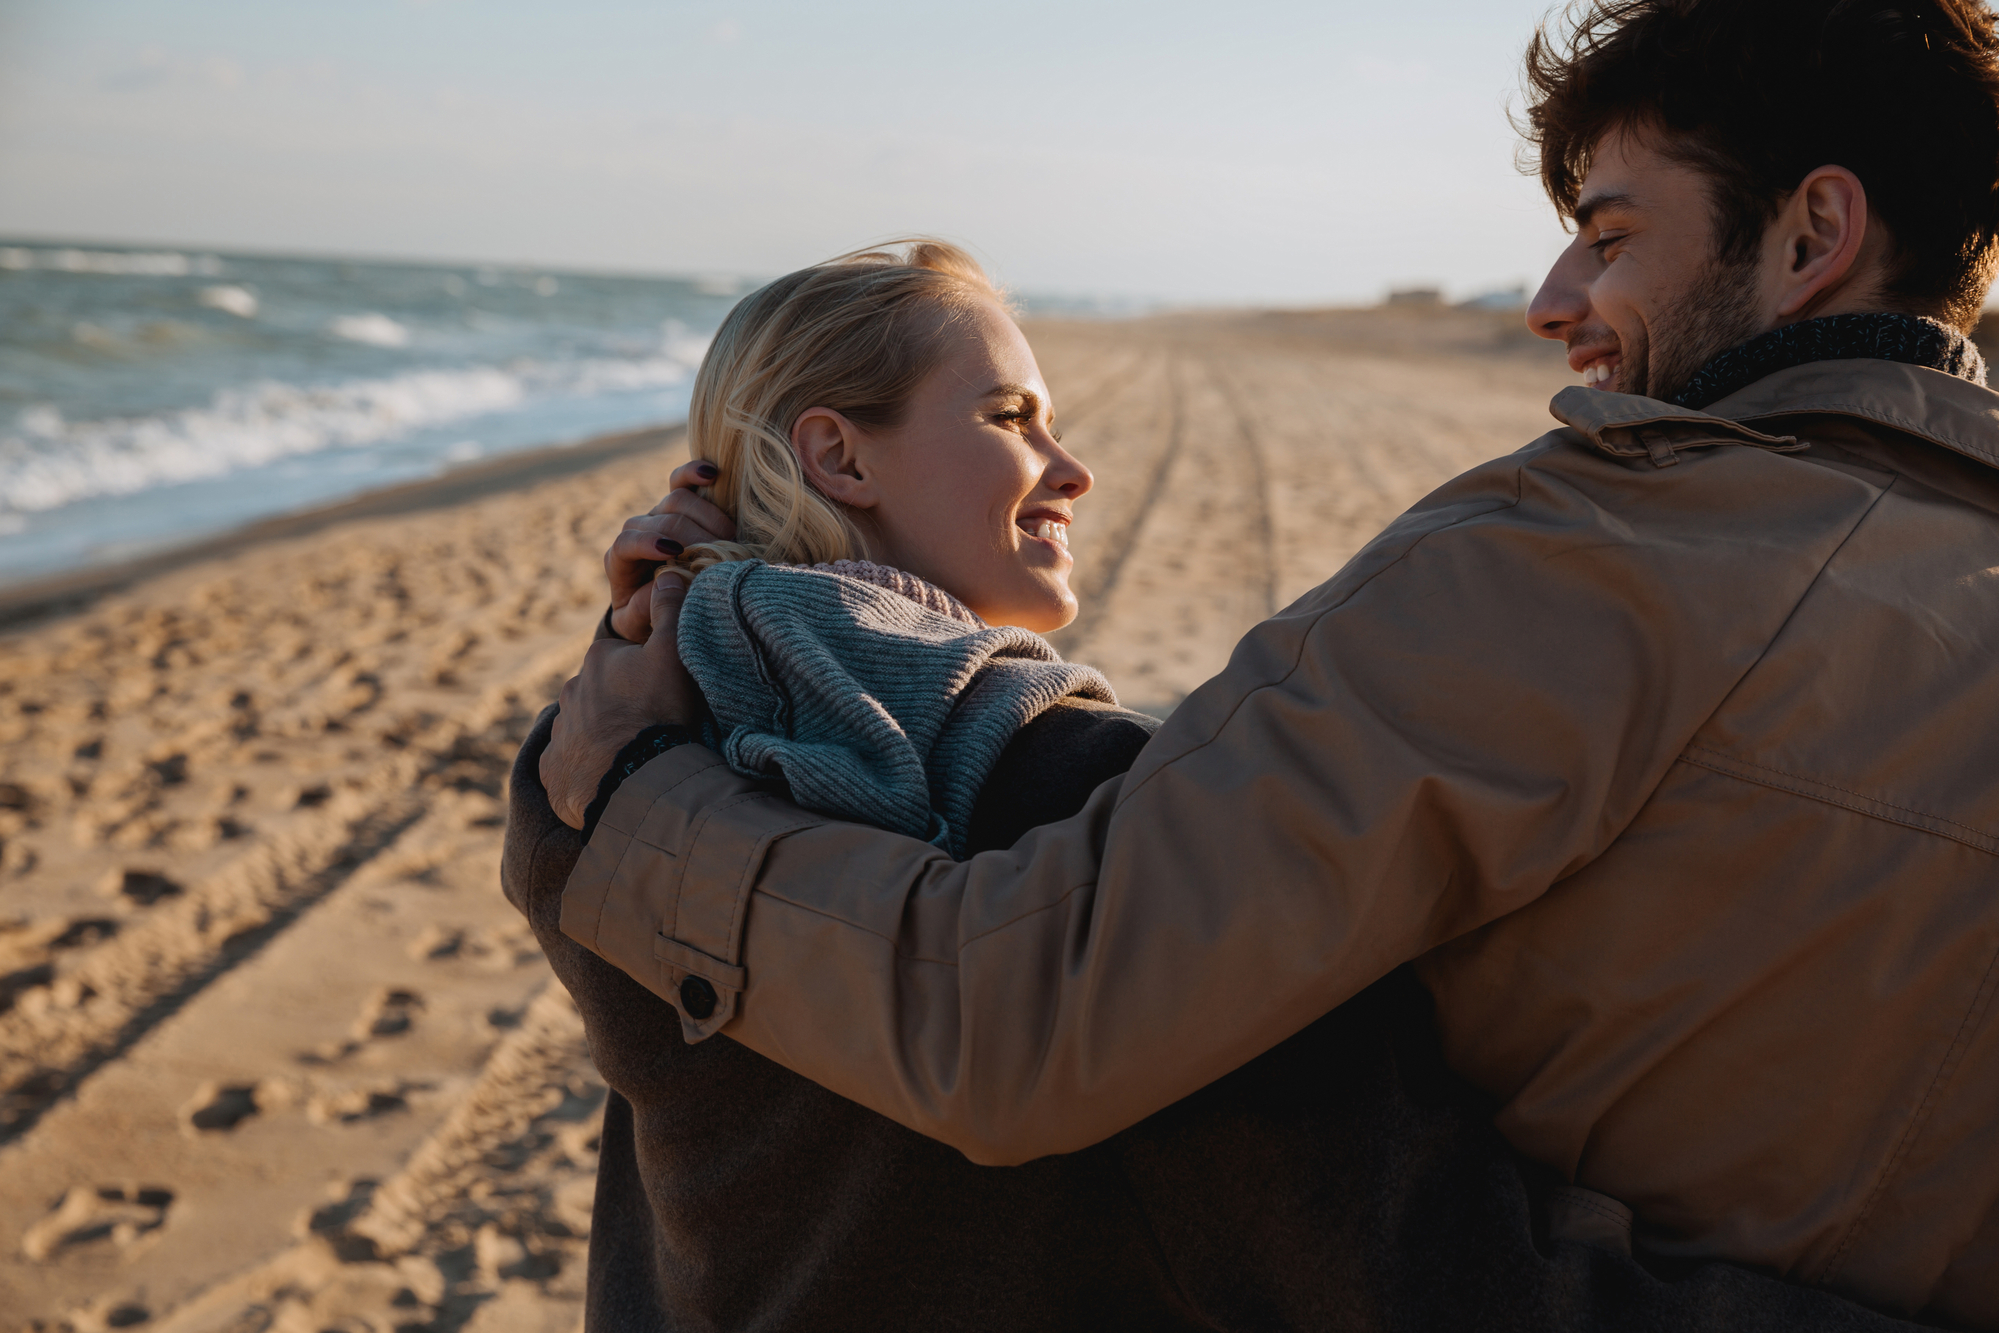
top-left (580, 723), bottom-right (700, 842)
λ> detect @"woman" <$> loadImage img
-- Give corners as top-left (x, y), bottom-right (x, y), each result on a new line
top-left (513, 241), bottom-right (1200, 1329)
top-left (508, 242), bottom-right (1935, 1331)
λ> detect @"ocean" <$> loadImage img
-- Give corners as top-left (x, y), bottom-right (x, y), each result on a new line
top-left (0, 242), bottom-right (744, 587)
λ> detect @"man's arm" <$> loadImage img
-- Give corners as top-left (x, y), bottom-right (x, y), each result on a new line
top-left (563, 433), bottom-right (1885, 1163)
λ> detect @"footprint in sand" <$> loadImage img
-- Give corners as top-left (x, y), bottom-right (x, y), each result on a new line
top-left (46, 917), bottom-right (119, 949)
top-left (406, 923), bottom-right (464, 960)
top-left (306, 1078), bottom-right (432, 1125)
top-left (0, 915), bottom-right (121, 1016)
top-left (181, 1080), bottom-right (264, 1133)
top-left (353, 987), bottom-right (424, 1040)
top-left (20, 1183), bottom-right (174, 1262)
top-left (101, 867), bottom-right (182, 907)
top-left (299, 987), bottom-right (427, 1065)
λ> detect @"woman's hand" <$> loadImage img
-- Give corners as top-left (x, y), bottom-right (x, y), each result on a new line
top-left (605, 459), bottom-right (734, 641)
top-left (545, 575), bottom-right (703, 829)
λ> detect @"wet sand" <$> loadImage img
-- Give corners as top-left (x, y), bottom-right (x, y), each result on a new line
top-left (0, 302), bottom-right (1861, 1330)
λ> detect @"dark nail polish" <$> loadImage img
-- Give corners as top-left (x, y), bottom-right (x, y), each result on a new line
top-left (656, 538), bottom-right (684, 556)
top-left (696, 463), bottom-right (719, 480)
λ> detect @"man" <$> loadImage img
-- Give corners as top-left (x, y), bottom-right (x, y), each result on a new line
top-left (540, 0), bottom-right (1999, 1324)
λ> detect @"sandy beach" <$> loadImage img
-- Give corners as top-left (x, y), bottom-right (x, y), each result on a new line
top-left (0, 306), bottom-right (1982, 1332)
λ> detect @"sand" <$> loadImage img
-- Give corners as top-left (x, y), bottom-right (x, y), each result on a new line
top-left (0, 302), bottom-right (1896, 1330)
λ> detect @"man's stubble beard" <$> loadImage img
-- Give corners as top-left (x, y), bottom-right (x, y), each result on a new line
top-left (1633, 246), bottom-right (1768, 402)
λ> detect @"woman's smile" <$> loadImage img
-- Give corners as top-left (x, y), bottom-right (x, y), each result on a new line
top-left (1015, 507), bottom-right (1073, 559)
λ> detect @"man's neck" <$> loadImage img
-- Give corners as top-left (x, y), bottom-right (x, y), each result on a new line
top-left (1669, 312), bottom-right (1987, 410)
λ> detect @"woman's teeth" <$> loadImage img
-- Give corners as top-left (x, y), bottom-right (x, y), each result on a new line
top-left (1027, 518), bottom-right (1068, 548)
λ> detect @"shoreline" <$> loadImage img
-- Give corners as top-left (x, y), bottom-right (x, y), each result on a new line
top-left (0, 421), bottom-right (686, 632)
top-left (3, 306), bottom-right (1987, 638)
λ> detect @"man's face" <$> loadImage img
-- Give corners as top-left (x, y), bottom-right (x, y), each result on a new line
top-left (1527, 127), bottom-right (1767, 401)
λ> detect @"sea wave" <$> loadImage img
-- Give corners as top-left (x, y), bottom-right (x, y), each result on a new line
top-left (328, 312), bottom-right (409, 346)
top-left (0, 352), bottom-right (699, 514)
top-left (0, 246), bottom-right (222, 277)
top-left (199, 285), bottom-right (259, 318)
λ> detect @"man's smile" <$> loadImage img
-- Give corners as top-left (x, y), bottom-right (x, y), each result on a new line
top-left (1569, 342), bottom-right (1623, 389)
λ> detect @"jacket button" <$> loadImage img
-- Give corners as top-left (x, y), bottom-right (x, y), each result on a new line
top-left (679, 976), bottom-right (718, 1020)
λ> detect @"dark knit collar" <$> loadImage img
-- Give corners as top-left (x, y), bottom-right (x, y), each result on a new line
top-left (1669, 313), bottom-right (1987, 411)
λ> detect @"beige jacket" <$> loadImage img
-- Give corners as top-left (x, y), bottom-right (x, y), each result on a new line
top-left (563, 360), bottom-right (1999, 1327)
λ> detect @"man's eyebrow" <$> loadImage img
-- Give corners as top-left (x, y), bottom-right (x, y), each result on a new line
top-left (1572, 191), bottom-right (1640, 229)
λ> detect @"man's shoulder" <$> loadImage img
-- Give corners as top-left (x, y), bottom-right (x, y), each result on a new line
top-left (1290, 407), bottom-right (1888, 620)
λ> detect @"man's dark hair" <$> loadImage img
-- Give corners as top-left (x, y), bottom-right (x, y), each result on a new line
top-left (1523, 0), bottom-right (1999, 330)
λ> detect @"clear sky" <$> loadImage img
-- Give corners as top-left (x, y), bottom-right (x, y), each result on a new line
top-left (0, 0), bottom-right (1575, 306)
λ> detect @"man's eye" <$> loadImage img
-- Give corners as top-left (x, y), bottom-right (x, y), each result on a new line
top-left (1589, 233), bottom-right (1626, 256)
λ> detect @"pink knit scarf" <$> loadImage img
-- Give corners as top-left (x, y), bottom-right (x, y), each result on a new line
top-left (808, 560), bottom-right (984, 627)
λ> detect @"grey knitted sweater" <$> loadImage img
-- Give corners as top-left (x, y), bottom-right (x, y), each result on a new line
top-left (678, 558), bottom-right (1116, 858)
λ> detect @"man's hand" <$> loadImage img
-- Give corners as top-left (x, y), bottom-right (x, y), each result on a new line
top-left (606, 460), bottom-right (734, 642)
top-left (544, 575), bottom-right (701, 829)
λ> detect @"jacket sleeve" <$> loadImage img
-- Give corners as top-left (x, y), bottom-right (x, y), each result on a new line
top-left (560, 433), bottom-right (1885, 1163)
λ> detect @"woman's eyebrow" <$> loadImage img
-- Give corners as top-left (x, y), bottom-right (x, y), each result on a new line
top-left (982, 382), bottom-right (1038, 400)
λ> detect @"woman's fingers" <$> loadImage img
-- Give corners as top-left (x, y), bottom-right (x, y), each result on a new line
top-left (605, 517), bottom-right (721, 604)
top-left (604, 526), bottom-right (669, 620)
top-left (604, 500), bottom-right (733, 611)
top-left (659, 458), bottom-right (723, 503)
top-left (643, 462), bottom-right (735, 537)
top-left (598, 459), bottom-right (732, 638)
top-left (608, 525), bottom-right (690, 578)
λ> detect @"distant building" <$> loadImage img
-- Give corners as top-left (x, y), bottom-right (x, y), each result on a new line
top-left (1457, 285), bottom-right (1530, 312)
top-left (1384, 287), bottom-right (1444, 307)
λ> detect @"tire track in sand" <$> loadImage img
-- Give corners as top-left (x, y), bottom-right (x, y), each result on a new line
top-left (1054, 353), bottom-right (1188, 662)
top-left (1205, 357), bottom-right (1279, 620)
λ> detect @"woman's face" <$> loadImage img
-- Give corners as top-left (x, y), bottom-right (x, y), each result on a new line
top-left (801, 299), bottom-right (1093, 632)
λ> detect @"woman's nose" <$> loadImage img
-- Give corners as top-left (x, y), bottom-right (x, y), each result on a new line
top-left (1044, 442), bottom-right (1093, 499)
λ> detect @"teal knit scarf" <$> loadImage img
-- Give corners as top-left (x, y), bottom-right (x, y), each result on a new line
top-left (677, 559), bottom-right (1116, 858)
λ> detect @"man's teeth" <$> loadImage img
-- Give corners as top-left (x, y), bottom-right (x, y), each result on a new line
top-left (1030, 518), bottom-right (1068, 547)
top-left (1585, 362), bottom-right (1616, 386)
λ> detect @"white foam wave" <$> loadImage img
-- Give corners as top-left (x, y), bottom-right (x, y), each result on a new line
top-left (328, 312), bottom-right (409, 347)
top-left (0, 247), bottom-right (222, 277)
top-left (0, 353), bottom-right (697, 514)
top-left (199, 284), bottom-right (259, 318)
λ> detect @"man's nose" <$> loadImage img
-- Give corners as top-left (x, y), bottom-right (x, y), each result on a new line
top-left (1527, 243), bottom-right (1591, 342)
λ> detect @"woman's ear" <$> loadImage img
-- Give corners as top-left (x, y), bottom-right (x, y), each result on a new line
top-left (1771, 166), bottom-right (1874, 320)
top-left (791, 407), bottom-right (880, 510)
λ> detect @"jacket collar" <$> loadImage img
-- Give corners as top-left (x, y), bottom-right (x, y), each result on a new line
top-left (1552, 360), bottom-right (1999, 473)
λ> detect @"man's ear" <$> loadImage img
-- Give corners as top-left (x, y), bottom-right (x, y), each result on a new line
top-left (1771, 165), bottom-right (1874, 319)
top-left (791, 407), bottom-right (880, 510)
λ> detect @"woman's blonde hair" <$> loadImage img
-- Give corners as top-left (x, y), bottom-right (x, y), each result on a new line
top-left (666, 238), bottom-right (1008, 581)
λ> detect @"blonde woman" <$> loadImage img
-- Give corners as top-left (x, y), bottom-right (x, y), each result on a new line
top-left (561, 241), bottom-right (1120, 861)
top-left (511, 241), bottom-right (1192, 1330)
top-left (510, 244), bottom-right (1920, 1332)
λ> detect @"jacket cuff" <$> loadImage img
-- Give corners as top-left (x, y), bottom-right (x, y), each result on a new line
top-left (558, 743), bottom-right (830, 1042)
